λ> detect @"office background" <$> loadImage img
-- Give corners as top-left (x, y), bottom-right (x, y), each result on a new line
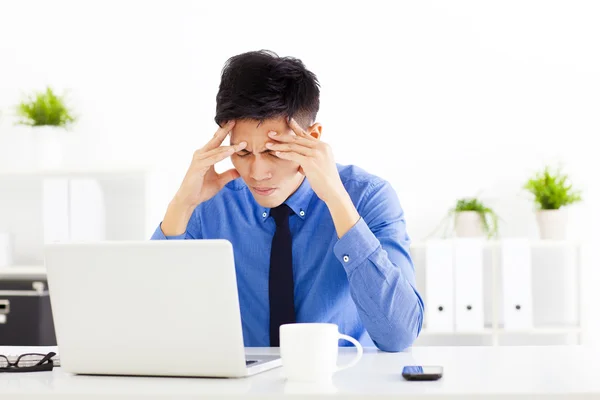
top-left (0, 0), bottom-right (599, 347)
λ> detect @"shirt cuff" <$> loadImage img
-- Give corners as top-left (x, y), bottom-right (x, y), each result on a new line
top-left (333, 217), bottom-right (380, 274)
top-left (151, 223), bottom-right (186, 240)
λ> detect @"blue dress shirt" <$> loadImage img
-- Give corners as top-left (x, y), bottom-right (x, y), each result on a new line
top-left (151, 164), bottom-right (424, 352)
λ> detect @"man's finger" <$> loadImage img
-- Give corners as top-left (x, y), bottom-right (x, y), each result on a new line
top-left (201, 121), bottom-right (236, 152)
top-left (287, 117), bottom-right (312, 138)
top-left (196, 141), bottom-right (246, 163)
top-left (196, 145), bottom-right (233, 160)
top-left (266, 141), bottom-right (314, 157)
top-left (273, 150), bottom-right (306, 164)
top-left (267, 130), bottom-right (316, 147)
top-left (197, 147), bottom-right (236, 167)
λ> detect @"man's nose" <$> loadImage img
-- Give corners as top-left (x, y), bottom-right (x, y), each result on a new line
top-left (249, 155), bottom-right (272, 181)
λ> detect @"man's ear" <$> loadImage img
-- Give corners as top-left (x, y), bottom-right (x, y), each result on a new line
top-left (308, 122), bottom-right (322, 140)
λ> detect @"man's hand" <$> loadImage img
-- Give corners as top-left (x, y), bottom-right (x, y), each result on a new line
top-left (267, 118), bottom-right (345, 205)
top-left (267, 118), bottom-right (360, 238)
top-left (161, 121), bottom-right (246, 236)
top-left (173, 121), bottom-right (247, 208)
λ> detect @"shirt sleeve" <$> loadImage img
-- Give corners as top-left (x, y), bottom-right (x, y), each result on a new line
top-left (333, 180), bottom-right (424, 352)
top-left (150, 208), bottom-right (203, 240)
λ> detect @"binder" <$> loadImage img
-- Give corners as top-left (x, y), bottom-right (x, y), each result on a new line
top-left (500, 239), bottom-right (533, 331)
top-left (454, 238), bottom-right (485, 332)
top-left (0, 232), bottom-right (12, 267)
top-left (69, 179), bottom-right (106, 241)
top-left (424, 240), bottom-right (454, 332)
top-left (42, 179), bottom-right (70, 244)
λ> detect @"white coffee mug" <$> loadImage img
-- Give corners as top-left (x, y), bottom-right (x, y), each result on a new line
top-left (280, 323), bottom-right (363, 382)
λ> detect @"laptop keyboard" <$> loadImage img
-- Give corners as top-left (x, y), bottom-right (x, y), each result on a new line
top-left (246, 360), bottom-right (258, 366)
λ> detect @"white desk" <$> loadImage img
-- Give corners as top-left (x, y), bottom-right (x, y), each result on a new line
top-left (1, 346), bottom-right (599, 399)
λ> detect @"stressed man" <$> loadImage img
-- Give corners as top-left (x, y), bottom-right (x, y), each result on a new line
top-left (151, 50), bottom-right (424, 352)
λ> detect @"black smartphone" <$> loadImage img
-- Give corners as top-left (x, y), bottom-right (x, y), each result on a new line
top-left (402, 365), bottom-right (443, 381)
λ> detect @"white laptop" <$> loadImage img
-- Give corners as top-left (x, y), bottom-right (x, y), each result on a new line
top-left (44, 240), bottom-right (281, 378)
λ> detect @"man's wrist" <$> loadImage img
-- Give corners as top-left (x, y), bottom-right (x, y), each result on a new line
top-left (325, 189), bottom-right (360, 238)
top-left (322, 182), bottom-right (349, 207)
top-left (161, 200), bottom-right (197, 237)
top-left (168, 198), bottom-right (197, 217)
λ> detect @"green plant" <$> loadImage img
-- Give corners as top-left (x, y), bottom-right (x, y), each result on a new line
top-left (524, 166), bottom-right (582, 210)
top-left (15, 86), bottom-right (76, 128)
top-left (452, 197), bottom-right (499, 238)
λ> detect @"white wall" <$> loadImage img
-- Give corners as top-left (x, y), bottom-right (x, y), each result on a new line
top-left (1, 0), bottom-right (599, 242)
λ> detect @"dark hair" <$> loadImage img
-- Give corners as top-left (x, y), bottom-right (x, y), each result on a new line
top-left (215, 50), bottom-right (320, 129)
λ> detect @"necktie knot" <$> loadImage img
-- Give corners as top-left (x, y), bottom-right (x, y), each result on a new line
top-left (271, 204), bottom-right (291, 227)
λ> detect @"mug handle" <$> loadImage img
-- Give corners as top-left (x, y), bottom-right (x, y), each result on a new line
top-left (336, 334), bottom-right (363, 372)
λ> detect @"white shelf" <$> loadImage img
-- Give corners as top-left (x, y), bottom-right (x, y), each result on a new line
top-left (0, 168), bottom-right (160, 264)
top-left (0, 166), bottom-right (154, 178)
top-left (421, 327), bottom-right (581, 336)
top-left (0, 265), bottom-right (47, 280)
top-left (422, 328), bottom-right (494, 335)
top-left (497, 327), bottom-right (582, 335)
top-left (411, 239), bottom-right (583, 249)
top-left (413, 239), bottom-right (584, 346)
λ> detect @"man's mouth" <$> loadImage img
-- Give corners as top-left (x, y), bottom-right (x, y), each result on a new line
top-left (252, 187), bottom-right (277, 196)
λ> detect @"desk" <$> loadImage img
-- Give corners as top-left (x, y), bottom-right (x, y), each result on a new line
top-left (1, 346), bottom-right (599, 399)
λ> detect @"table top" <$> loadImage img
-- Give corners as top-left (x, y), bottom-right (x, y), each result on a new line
top-left (1, 345), bottom-right (598, 399)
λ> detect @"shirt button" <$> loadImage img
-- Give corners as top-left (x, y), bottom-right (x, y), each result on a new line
top-left (343, 255), bottom-right (350, 263)
top-left (299, 210), bottom-right (305, 217)
top-left (262, 212), bottom-right (267, 218)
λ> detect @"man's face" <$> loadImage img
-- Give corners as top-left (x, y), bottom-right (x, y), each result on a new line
top-left (229, 117), bottom-right (304, 208)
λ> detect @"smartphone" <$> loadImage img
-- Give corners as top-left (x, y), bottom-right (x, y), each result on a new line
top-left (402, 365), bottom-right (443, 381)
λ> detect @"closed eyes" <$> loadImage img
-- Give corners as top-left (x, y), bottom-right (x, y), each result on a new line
top-left (237, 150), bottom-right (278, 158)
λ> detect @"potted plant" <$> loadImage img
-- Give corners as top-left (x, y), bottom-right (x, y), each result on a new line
top-left (523, 166), bottom-right (582, 240)
top-left (14, 86), bottom-right (77, 169)
top-left (451, 198), bottom-right (499, 239)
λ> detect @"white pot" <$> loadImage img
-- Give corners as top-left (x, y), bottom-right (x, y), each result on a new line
top-left (0, 232), bottom-right (13, 267)
top-left (31, 126), bottom-right (69, 169)
top-left (454, 211), bottom-right (485, 238)
top-left (536, 209), bottom-right (568, 240)
top-left (0, 124), bottom-right (70, 170)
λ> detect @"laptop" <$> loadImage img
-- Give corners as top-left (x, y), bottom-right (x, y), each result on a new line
top-left (44, 240), bottom-right (281, 378)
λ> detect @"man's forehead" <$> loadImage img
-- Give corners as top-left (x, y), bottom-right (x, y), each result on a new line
top-left (231, 118), bottom-right (290, 137)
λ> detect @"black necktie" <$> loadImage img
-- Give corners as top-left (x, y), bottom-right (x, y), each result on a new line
top-left (269, 204), bottom-right (296, 347)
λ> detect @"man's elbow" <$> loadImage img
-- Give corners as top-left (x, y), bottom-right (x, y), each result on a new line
top-left (375, 307), bottom-right (424, 353)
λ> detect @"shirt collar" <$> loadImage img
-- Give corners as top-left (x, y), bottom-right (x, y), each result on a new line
top-left (261, 176), bottom-right (314, 222)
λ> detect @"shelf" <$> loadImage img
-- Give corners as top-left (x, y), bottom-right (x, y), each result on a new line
top-left (497, 327), bottom-right (582, 335)
top-left (0, 166), bottom-right (154, 178)
top-left (421, 327), bottom-right (581, 336)
top-left (410, 239), bottom-right (583, 249)
top-left (0, 265), bottom-right (47, 280)
top-left (422, 328), bottom-right (494, 335)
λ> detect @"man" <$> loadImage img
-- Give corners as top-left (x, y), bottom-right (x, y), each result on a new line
top-left (151, 50), bottom-right (424, 352)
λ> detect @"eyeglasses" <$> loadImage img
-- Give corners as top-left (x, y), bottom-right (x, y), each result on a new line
top-left (0, 352), bottom-right (56, 373)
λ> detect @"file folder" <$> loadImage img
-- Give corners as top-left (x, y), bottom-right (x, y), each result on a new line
top-left (501, 239), bottom-right (533, 331)
top-left (424, 240), bottom-right (454, 332)
top-left (454, 238), bottom-right (485, 332)
top-left (69, 179), bottom-right (106, 241)
top-left (42, 179), bottom-right (70, 244)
